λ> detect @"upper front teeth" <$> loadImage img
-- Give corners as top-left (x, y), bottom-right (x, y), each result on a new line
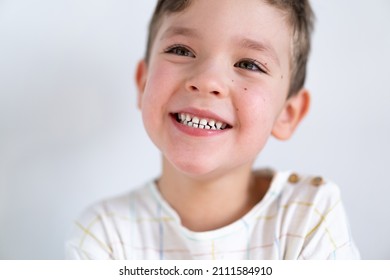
top-left (177, 113), bottom-right (228, 130)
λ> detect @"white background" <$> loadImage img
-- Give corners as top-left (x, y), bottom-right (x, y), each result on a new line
top-left (0, 0), bottom-right (389, 259)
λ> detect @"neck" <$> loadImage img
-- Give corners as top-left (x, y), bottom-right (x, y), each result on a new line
top-left (157, 157), bottom-right (270, 232)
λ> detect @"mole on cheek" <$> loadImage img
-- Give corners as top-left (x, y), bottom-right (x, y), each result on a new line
top-left (244, 88), bottom-right (247, 91)
top-left (281, 75), bottom-right (283, 79)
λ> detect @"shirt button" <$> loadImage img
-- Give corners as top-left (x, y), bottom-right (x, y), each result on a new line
top-left (288, 173), bottom-right (300, 184)
top-left (311, 176), bottom-right (324, 187)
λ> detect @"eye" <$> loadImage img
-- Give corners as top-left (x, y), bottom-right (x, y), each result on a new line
top-left (164, 45), bottom-right (196, 58)
top-left (234, 59), bottom-right (266, 73)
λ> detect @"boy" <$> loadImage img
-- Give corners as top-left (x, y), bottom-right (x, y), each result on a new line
top-left (66, 0), bottom-right (360, 259)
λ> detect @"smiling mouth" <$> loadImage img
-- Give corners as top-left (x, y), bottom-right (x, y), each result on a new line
top-left (172, 113), bottom-right (232, 131)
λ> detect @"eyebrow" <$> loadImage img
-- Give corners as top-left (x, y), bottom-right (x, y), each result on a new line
top-left (160, 26), bottom-right (200, 40)
top-left (238, 38), bottom-right (280, 66)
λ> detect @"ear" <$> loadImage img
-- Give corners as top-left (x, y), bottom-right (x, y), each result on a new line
top-left (135, 60), bottom-right (148, 109)
top-left (271, 88), bottom-right (311, 140)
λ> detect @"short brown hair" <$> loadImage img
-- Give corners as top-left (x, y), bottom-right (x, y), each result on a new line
top-left (145, 0), bottom-right (314, 98)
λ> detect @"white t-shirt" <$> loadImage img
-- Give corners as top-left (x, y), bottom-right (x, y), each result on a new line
top-left (66, 171), bottom-right (360, 259)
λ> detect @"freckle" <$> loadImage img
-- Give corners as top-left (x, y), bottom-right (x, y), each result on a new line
top-left (231, 79), bottom-right (234, 82)
top-left (281, 75), bottom-right (283, 79)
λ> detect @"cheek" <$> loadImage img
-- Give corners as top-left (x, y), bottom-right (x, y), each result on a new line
top-left (236, 87), bottom-right (276, 131)
top-left (141, 64), bottom-right (174, 114)
top-left (140, 67), bottom-right (170, 136)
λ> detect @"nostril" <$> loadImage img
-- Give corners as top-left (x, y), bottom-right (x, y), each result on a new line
top-left (186, 83), bottom-right (221, 95)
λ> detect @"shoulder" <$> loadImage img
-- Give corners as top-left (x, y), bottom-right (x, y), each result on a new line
top-left (275, 170), bottom-right (346, 234)
top-left (65, 182), bottom-right (153, 259)
top-left (271, 170), bottom-right (360, 259)
top-left (79, 183), bottom-right (150, 222)
top-left (275, 171), bottom-right (342, 209)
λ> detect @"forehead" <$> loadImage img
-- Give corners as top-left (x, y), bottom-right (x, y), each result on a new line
top-left (154, 0), bottom-right (292, 67)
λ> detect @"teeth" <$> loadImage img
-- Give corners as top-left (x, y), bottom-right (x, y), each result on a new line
top-left (176, 113), bottom-right (229, 131)
top-left (200, 119), bottom-right (208, 126)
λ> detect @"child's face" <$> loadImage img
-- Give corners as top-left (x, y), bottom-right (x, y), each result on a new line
top-left (137, 0), bottom-right (299, 177)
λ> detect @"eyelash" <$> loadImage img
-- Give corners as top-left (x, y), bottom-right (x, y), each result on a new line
top-left (234, 59), bottom-right (266, 73)
top-left (164, 44), bottom-right (196, 57)
top-left (164, 45), bottom-right (267, 74)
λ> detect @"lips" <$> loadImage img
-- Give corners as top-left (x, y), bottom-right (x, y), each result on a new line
top-left (173, 112), bottom-right (232, 130)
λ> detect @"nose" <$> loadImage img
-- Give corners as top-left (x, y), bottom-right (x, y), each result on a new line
top-left (185, 59), bottom-right (229, 97)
